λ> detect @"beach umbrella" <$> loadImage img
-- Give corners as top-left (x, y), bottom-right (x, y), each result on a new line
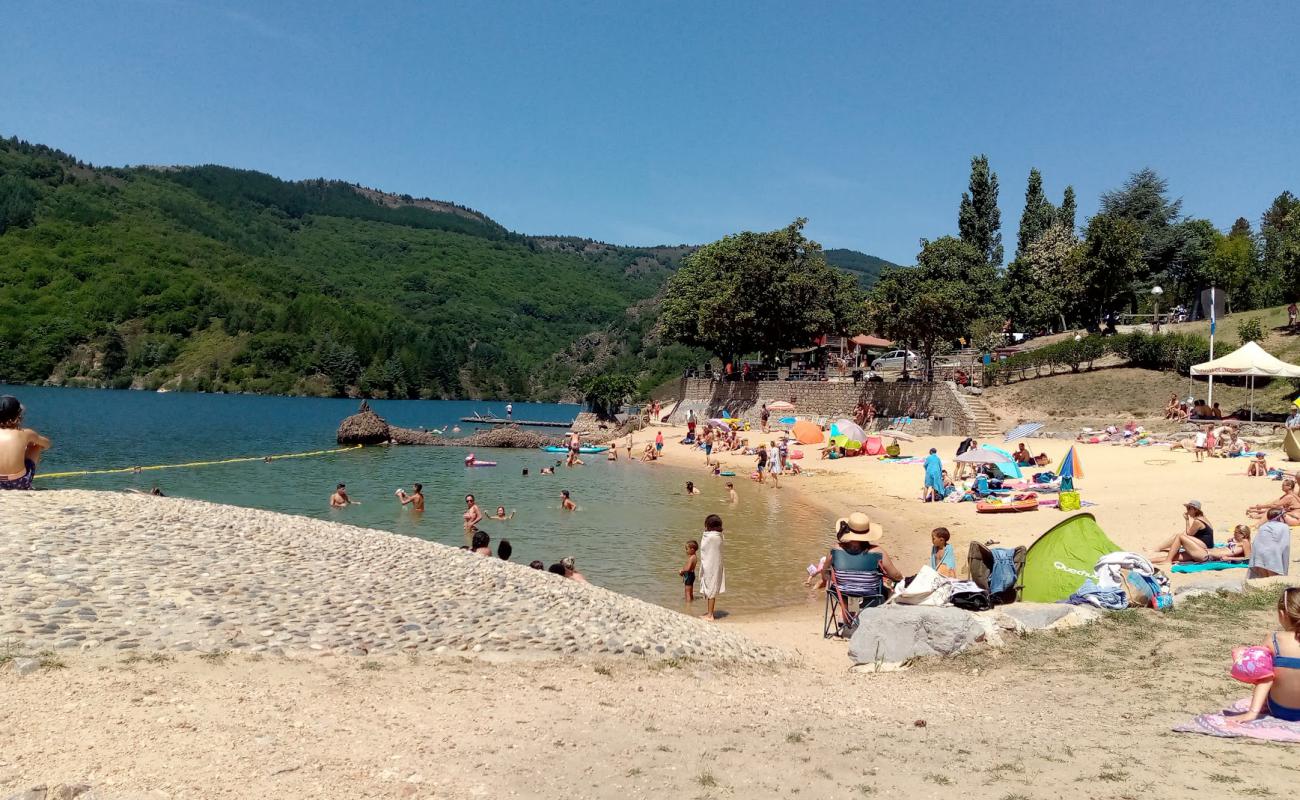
top-left (1004, 422), bottom-right (1044, 443)
top-left (791, 419), bottom-right (824, 445)
top-left (955, 451), bottom-right (1005, 465)
top-left (706, 418), bottom-right (730, 430)
top-left (1059, 446), bottom-right (1084, 479)
top-left (829, 419), bottom-right (866, 450)
top-left (767, 400), bottom-right (796, 411)
top-left (879, 429), bottom-right (915, 442)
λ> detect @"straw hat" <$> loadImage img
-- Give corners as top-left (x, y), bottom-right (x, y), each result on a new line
top-left (835, 512), bottom-right (883, 543)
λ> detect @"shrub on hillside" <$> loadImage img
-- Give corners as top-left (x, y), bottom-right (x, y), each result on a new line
top-left (983, 330), bottom-right (1212, 385)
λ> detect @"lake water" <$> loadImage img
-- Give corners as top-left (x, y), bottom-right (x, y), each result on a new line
top-left (12, 385), bottom-right (832, 612)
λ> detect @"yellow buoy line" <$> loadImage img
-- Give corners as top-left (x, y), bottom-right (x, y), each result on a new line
top-left (36, 445), bottom-right (364, 480)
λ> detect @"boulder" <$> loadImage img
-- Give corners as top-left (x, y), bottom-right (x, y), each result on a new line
top-left (847, 605), bottom-right (990, 668)
top-left (995, 603), bottom-right (1075, 631)
top-left (336, 401), bottom-right (391, 445)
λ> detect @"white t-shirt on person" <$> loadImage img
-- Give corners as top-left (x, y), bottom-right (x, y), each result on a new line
top-left (1195, 432), bottom-right (1207, 448)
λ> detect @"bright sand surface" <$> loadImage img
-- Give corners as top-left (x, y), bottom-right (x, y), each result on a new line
top-left (6, 427), bottom-right (1300, 798)
top-left (639, 422), bottom-right (1299, 590)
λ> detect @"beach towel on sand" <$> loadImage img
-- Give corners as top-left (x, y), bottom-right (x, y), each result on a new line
top-left (697, 530), bottom-right (725, 599)
top-left (1175, 699), bottom-right (1300, 743)
top-left (1171, 561), bottom-right (1249, 573)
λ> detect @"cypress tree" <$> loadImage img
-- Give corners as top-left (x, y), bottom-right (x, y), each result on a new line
top-left (1016, 168), bottom-right (1057, 259)
top-left (1058, 186), bottom-right (1077, 233)
top-left (958, 155), bottom-right (1003, 267)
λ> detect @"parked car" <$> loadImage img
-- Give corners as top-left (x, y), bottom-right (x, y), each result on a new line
top-left (871, 349), bottom-right (919, 371)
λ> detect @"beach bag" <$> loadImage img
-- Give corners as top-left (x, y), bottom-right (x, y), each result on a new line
top-left (890, 566), bottom-right (952, 606)
top-left (1231, 646), bottom-right (1275, 684)
top-left (1123, 570), bottom-right (1173, 610)
top-left (1059, 491), bottom-right (1081, 511)
top-left (950, 590), bottom-right (993, 611)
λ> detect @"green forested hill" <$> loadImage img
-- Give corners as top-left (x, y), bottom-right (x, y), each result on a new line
top-left (0, 137), bottom-right (699, 399)
top-left (823, 248), bottom-right (900, 288)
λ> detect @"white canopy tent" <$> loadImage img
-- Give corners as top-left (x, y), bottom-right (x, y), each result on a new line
top-left (1189, 341), bottom-right (1300, 421)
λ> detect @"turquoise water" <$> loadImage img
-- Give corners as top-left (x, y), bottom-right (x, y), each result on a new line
top-left (13, 386), bottom-right (831, 611)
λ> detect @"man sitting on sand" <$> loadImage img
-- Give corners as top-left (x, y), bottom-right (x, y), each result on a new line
top-left (0, 395), bottom-right (50, 491)
top-left (1247, 480), bottom-right (1300, 524)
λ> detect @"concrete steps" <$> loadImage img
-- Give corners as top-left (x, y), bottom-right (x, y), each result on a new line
top-left (964, 394), bottom-right (1002, 438)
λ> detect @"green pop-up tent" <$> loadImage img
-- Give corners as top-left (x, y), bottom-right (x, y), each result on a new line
top-left (1017, 513), bottom-right (1121, 603)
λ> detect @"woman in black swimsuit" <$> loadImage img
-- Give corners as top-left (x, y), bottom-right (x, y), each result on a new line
top-left (1152, 500), bottom-right (1214, 564)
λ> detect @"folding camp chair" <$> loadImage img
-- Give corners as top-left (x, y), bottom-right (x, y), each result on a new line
top-left (822, 567), bottom-right (884, 639)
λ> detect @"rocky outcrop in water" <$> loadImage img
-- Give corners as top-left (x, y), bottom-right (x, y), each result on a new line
top-left (336, 402), bottom-right (560, 448)
top-left (336, 401), bottom-right (391, 445)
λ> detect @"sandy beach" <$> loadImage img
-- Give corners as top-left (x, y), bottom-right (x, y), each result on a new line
top-left (637, 420), bottom-right (1298, 590)
top-left (5, 427), bottom-right (1300, 799)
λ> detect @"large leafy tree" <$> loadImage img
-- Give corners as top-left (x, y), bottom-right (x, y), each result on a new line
top-left (1097, 168), bottom-right (1188, 284)
top-left (1079, 214), bottom-right (1144, 325)
top-left (958, 155), bottom-right (1003, 267)
top-left (1005, 224), bottom-right (1084, 332)
top-left (1015, 168), bottom-right (1057, 259)
top-left (1207, 218), bottom-right (1272, 309)
top-left (658, 219), bottom-right (866, 361)
top-left (867, 236), bottom-right (999, 376)
top-left (1261, 191), bottom-right (1300, 300)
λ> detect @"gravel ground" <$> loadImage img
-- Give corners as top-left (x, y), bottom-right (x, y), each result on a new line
top-left (0, 490), bottom-right (781, 663)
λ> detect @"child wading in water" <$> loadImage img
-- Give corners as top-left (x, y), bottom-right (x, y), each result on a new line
top-left (679, 540), bottom-right (699, 602)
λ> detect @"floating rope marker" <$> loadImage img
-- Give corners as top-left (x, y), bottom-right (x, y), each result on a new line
top-left (36, 445), bottom-right (364, 480)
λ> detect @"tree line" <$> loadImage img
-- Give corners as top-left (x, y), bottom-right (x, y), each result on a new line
top-left (659, 155), bottom-right (1300, 378)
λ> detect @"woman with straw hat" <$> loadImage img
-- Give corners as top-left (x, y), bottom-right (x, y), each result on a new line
top-left (809, 512), bottom-right (902, 592)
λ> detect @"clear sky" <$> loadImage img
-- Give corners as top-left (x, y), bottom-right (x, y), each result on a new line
top-left (2, 0), bottom-right (1296, 264)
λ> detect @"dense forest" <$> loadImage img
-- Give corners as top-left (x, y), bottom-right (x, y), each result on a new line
top-left (0, 137), bottom-right (721, 399)
top-left (822, 248), bottom-right (898, 288)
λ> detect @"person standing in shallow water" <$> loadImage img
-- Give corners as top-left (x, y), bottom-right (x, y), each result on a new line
top-left (0, 395), bottom-right (50, 491)
top-left (697, 514), bottom-right (726, 621)
top-left (396, 483), bottom-right (424, 511)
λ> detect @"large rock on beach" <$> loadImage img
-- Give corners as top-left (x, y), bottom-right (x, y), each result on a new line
top-left (336, 401), bottom-right (391, 445)
top-left (847, 605), bottom-right (991, 668)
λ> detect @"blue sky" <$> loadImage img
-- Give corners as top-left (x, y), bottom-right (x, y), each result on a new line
top-left (2, 0), bottom-right (1296, 264)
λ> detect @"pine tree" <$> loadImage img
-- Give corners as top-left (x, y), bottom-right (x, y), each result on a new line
top-left (1016, 168), bottom-right (1057, 259)
top-left (1058, 186), bottom-right (1077, 233)
top-left (957, 155), bottom-right (1003, 266)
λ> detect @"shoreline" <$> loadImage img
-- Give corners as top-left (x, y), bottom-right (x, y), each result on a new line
top-left (634, 419), bottom-right (1296, 595)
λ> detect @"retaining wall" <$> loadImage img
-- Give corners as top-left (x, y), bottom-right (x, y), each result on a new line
top-left (656, 378), bottom-right (978, 436)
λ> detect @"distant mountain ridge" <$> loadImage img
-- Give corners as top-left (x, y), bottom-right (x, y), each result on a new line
top-left (823, 248), bottom-right (900, 288)
top-left (0, 134), bottom-right (896, 400)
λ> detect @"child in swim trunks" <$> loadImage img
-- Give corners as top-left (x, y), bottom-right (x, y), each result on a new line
top-left (679, 540), bottom-right (699, 602)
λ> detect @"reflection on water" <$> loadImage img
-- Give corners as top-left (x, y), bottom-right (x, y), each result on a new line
top-left (18, 386), bottom-right (833, 611)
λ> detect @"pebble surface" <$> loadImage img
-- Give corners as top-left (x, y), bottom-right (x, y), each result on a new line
top-left (0, 490), bottom-right (782, 662)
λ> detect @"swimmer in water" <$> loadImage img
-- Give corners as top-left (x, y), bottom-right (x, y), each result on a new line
top-left (561, 490), bottom-right (576, 511)
top-left (540, 466), bottom-right (555, 475)
top-left (726, 482), bottom-right (737, 504)
top-left (330, 482), bottom-right (355, 508)
top-left (685, 481), bottom-right (701, 495)
top-left (463, 494), bottom-right (484, 530)
top-left (490, 505), bottom-right (515, 521)
top-left (396, 483), bottom-right (425, 511)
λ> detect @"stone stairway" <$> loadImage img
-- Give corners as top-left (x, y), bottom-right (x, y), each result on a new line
top-left (963, 394), bottom-right (1002, 438)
